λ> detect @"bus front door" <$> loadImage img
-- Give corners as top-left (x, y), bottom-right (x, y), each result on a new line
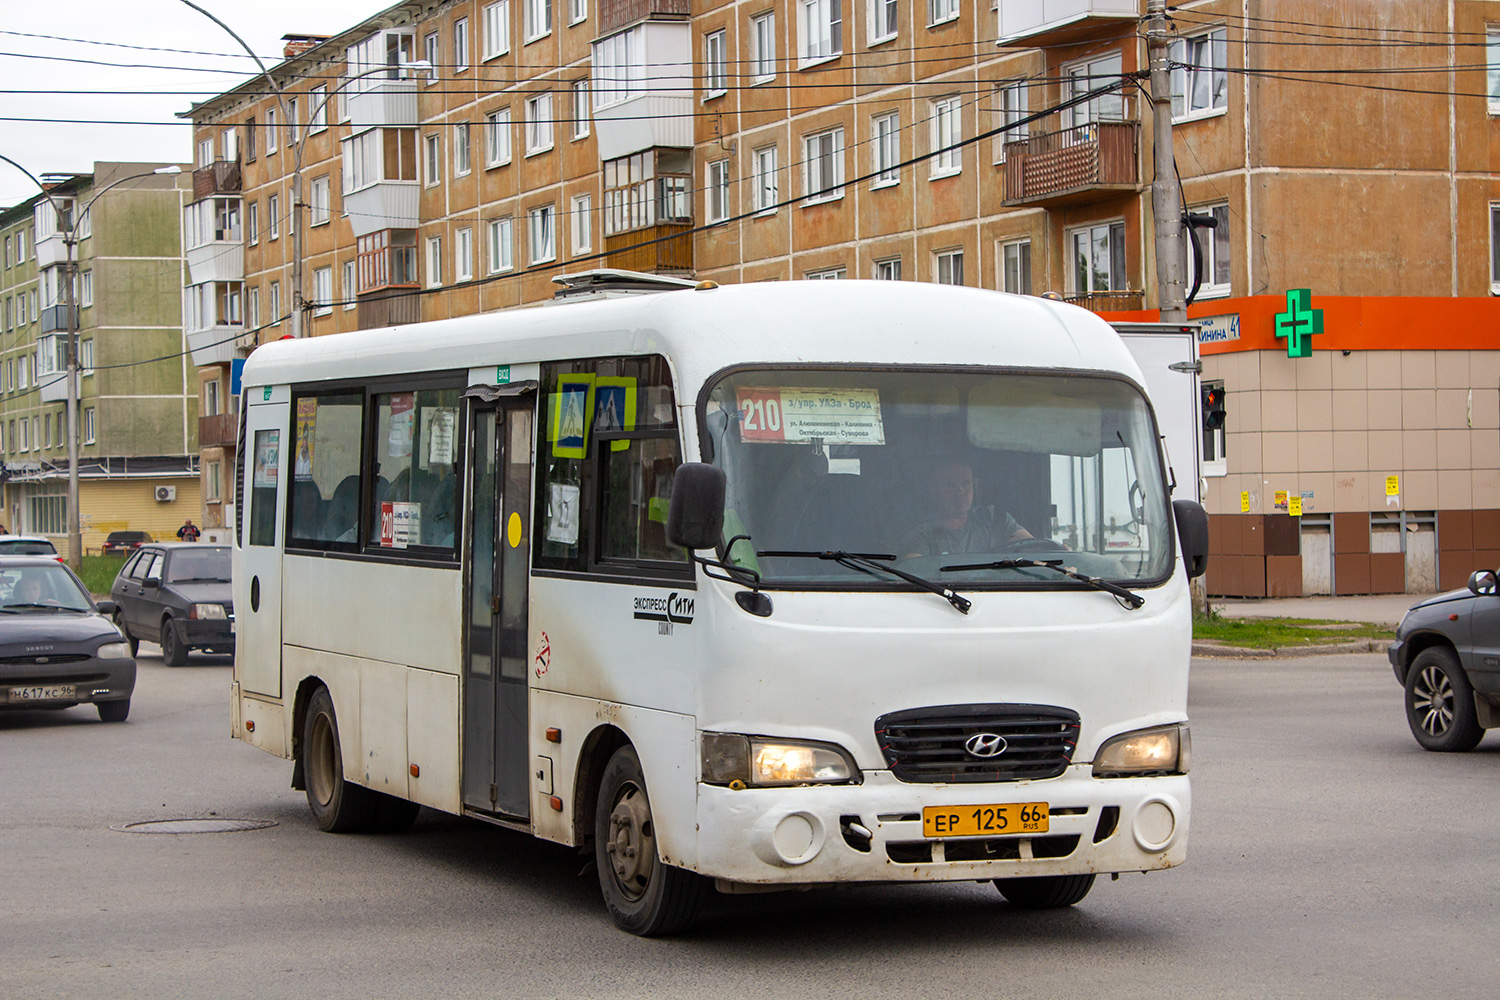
top-left (462, 401), bottom-right (533, 819)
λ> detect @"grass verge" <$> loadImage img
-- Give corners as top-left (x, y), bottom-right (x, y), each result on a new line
top-left (1193, 613), bottom-right (1393, 650)
top-left (79, 554), bottom-right (128, 596)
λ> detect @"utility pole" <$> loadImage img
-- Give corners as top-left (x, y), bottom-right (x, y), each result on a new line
top-left (1146, 0), bottom-right (1187, 324)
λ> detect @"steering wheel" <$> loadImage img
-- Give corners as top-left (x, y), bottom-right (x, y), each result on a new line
top-left (1008, 536), bottom-right (1067, 553)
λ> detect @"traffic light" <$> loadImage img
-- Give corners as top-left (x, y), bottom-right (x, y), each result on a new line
top-left (1202, 384), bottom-right (1227, 431)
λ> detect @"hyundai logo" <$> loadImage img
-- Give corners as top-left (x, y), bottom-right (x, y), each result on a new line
top-left (964, 733), bottom-right (1008, 758)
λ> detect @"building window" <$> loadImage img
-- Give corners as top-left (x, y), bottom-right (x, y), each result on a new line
top-left (247, 202), bottom-right (259, 244)
top-left (930, 96), bottom-right (962, 177)
top-left (80, 339), bottom-right (94, 375)
top-left (1069, 221), bottom-right (1127, 294)
top-left (806, 267), bottom-right (845, 279)
top-left (425, 134), bottom-right (441, 185)
top-left (342, 260), bottom-right (357, 310)
top-left (570, 0), bottom-right (586, 24)
top-left (268, 194), bottom-right (280, 239)
top-left (804, 127), bottom-right (845, 203)
top-left (426, 236), bottom-right (443, 287)
top-left (526, 94), bottom-right (554, 154)
top-left (994, 80), bottom-right (1028, 162)
top-left (799, 0), bottom-right (842, 65)
top-left (753, 145), bottom-right (779, 214)
top-left (1002, 240), bottom-right (1031, 295)
top-left (454, 17), bottom-right (470, 72)
top-left (483, 1), bottom-right (511, 59)
top-left (928, 0), bottom-right (958, 27)
top-left (1490, 29), bottom-right (1500, 115)
top-left (80, 270), bottom-right (93, 307)
top-left (244, 116), bottom-right (256, 160)
top-left (1066, 53), bottom-right (1125, 127)
top-left (1492, 204), bottom-right (1500, 294)
top-left (872, 110), bottom-right (899, 186)
top-left (525, 0), bottom-right (552, 42)
top-left (1171, 27), bottom-right (1227, 121)
top-left (592, 27), bottom-right (644, 109)
top-left (1187, 203), bottom-right (1231, 298)
top-left (309, 85), bottom-right (328, 132)
top-left (269, 281), bottom-right (282, 325)
top-left (874, 257), bottom-right (901, 280)
top-left (706, 159), bottom-right (730, 223)
top-left (571, 195), bottom-right (592, 254)
top-left (310, 176), bottom-right (331, 226)
top-left (488, 218), bottom-right (514, 273)
top-left (486, 109), bottom-right (513, 166)
top-left (705, 30), bottom-right (727, 98)
top-left (265, 107), bottom-right (278, 153)
top-left (571, 79), bottom-right (590, 139)
top-left (197, 136), bottom-right (213, 168)
top-left (935, 248), bottom-right (963, 285)
top-left (601, 150), bottom-right (689, 235)
top-left (455, 122), bottom-right (472, 176)
top-left (424, 32), bottom-right (440, 83)
top-left (313, 267), bottom-right (333, 316)
top-left (249, 286), bottom-right (261, 329)
top-left (357, 230), bottom-right (419, 291)
top-left (456, 227), bottom-right (474, 281)
top-left (870, 0), bottom-right (898, 44)
top-left (206, 460), bottom-right (222, 503)
top-left (84, 407), bottom-right (95, 445)
top-left (529, 205), bottom-right (556, 263)
top-left (751, 12), bottom-right (776, 82)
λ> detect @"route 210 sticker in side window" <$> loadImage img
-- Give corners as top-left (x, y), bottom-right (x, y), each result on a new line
top-left (735, 387), bottom-right (886, 445)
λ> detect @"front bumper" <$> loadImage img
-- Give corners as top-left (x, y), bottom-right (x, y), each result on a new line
top-left (1388, 638), bottom-right (1407, 681)
top-left (1, 655), bottom-right (137, 709)
top-left (695, 767), bottom-right (1189, 886)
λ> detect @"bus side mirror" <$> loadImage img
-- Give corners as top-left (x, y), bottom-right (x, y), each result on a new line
top-left (667, 463), bottom-right (726, 551)
top-left (1172, 499), bottom-right (1209, 579)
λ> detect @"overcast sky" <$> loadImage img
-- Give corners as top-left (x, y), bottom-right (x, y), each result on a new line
top-left (2, 0), bottom-right (381, 208)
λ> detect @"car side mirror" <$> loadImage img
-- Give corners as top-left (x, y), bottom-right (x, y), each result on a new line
top-left (95, 599), bottom-right (119, 615)
top-left (667, 463), bottom-right (726, 551)
top-left (1470, 570), bottom-right (1498, 597)
top-left (1172, 499), bottom-right (1209, 579)
top-left (144, 576), bottom-right (161, 588)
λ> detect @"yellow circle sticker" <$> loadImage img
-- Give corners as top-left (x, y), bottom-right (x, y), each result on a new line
top-left (507, 511), bottom-right (523, 548)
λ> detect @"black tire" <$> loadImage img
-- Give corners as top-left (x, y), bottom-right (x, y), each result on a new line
top-left (373, 793), bottom-right (422, 833)
top-left (97, 698), bottom-right (130, 723)
top-left (302, 687), bottom-right (378, 832)
top-left (995, 873), bottom-right (1096, 909)
top-left (113, 613), bottom-right (139, 658)
top-left (1405, 646), bottom-right (1484, 752)
top-left (160, 620), bottom-right (188, 667)
top-left (594, 745), bottom-right (707, 936)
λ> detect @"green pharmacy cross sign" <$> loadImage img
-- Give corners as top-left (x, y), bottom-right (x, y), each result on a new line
top-left (1274, 288), bottom-right (1323, 358)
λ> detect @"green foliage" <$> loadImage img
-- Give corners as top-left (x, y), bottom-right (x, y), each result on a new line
top-left (79, 554), bottom-right (127, 596)
top-left (1193, 613), bottom-right (1393, 650)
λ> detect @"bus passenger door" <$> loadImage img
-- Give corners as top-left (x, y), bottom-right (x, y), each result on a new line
top-left (238, 395), bottom-right (286, 699)
top-left (462, 400), bottom-right (533, 819)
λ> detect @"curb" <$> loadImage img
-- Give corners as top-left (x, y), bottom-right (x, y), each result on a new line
top-left (1192, 638), bottom-right (1393, 659)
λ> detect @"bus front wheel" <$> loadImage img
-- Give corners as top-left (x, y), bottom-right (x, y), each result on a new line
top-left (995, 873), bottom-right (1096, 909)
top-left (594, 745), bottom-right (706, 936)
top-left (303, 687), bottom-right (378, 833)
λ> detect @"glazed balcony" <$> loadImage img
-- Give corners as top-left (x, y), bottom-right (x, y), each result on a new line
top-left (1002, 120), bottom-right (1139, 207)
top-left (997, 0), bottom-right (1140, 46)
top-left (347, 77), bottom-right (419, 129)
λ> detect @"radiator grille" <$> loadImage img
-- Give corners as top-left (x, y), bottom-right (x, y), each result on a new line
top-left (875, 704), bottom-right (1080, 783)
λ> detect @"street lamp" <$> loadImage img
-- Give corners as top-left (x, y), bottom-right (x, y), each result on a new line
top-left (0, 156), bottom-right (181, 568)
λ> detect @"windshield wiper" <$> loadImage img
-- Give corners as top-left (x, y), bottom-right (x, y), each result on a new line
top-left (940, 558), bottom-right (1145, 611)
top-left (0, 602), bottom-right (76, 613)
top-left (758, 550), bottom-right (971, 614)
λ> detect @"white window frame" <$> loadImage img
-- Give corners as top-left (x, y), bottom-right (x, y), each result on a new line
top-left (930, 96), bottom-right (962, 177)
top-left (265, 107), bottom-right (278, 153)
top-left (456, 227), bottom-right (474, 281)
top-left (483, 1), bottom-right (511, 60)
top-left (1001, 239), bottom-right (1031, 295)
top-left (1187, 202), bottom-right (1231, 299)
top-left (571, 194), bottom-right (592, 254)
top-left (872, 110), bottom-right (899, 187)
top-left (751, 12), bottom-right (776, 82)
top-left (454, 17), bottom-right (470, 72)
top-left (426, 236), bottom-right (443, 287)
top-left (529, 205), bottom-right (556, 263)
top-left (869, 0), bottom-right (898, 45)
top-left (486, 108), bottom-right (513, 166)
top-left (805, 267), bottom-right (845, 280)
top-left (525, 0), bottom-right (553, 43)
top-left (80, 338), bottom-right (94, 376)
top-left (706, 159), bottom-right (730, 223)
top-left (268, 194), bottom-right (281, 239)
top-left (249, 286), bottom-right (261, 329)
top-left (704, 30), bottom-right (728, 99)
top-left (424, 133), bottom-right (442, 186)
top-left (803, 127), bottom-right (845, 204)
top-left (83, 407), bottom-right (95, 445)
top-left (1170, 27), bottom-right (1228, 122)
top-left (571, 79), bottom-right (591, 139)
top-left (569, 0), bottom-right (586, 25)
top-left (342, 260), bottom-right (357, 310)
top-left (269, 281), bottom-right (282, 325)
top-left (799, 0), bottom-right (842, 67)
top-left (1490, 29), bottom-right (1500, 116)
top-left (488, 218), bottom-right (514, 273)
top-left (525, 94), bottom-right (554, 155)
top-left (310, 176), bottom-right (331, 226)
top-left (753, 144), bottom-right (779, 214)
top-left (424, 32), bottom-right (440, 84)
top-left (198, 136), bottom-right (214, 168)
top-left (247, 202), bottom-right (259, 245)
top-left (935, 248), bottom-right (963, 285)
top-left (309, 85), bottom-right (328, 132)
top-left (1068, 220), bottom-right (1128, 295)
top-left (874, 257), bottom-right (901, 280)
top-left (80, 270), bottom-right (93, 307)
top-left (1065, 53), bottom-right (1125, 129)
top-left (313, 266), bottom-right (333, 316)
top-left (994, 80), bottom-right (1028, 163)
top-left (592, 27), bottom-right (644, 110)
top-left (927, 0), bottom-right (959, 28)
top-left (454, 122), bottom-right (472, 176)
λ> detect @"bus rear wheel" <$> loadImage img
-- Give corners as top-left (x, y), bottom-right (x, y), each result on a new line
top-left (594, 745), bottom-right (706, 936)
top-left (995, 873), bottom-right (1096, 908)
top-left (303, 687), bottom-right (378, 832)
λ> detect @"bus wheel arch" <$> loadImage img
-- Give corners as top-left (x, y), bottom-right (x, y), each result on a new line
top-left (573, 724), bottom-right (631, 849)
top-left (289, 675), bottom-right (329, 789)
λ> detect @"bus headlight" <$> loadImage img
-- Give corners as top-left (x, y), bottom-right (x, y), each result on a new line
top-left (96, 641), bottom-right (131, 660)
top-left (1092, 724), bottom-right (1191, 777)
top-left (701, 733), bottom-right (860, 786)
top-left (192, 603), bottom-right (228, 620)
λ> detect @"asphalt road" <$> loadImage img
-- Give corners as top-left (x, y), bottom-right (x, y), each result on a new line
top-left (4, 647), bottom-right (1499, 999)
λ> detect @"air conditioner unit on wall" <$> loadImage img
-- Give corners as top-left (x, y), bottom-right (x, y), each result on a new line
top-left (155, 485), bottom-right (176, 503)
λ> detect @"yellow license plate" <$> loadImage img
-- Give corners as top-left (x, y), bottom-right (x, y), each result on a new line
top-left (923, 803), bottom-right (1049, 838)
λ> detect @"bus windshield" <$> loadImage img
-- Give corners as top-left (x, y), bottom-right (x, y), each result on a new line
top-left (703, 367), bottom-right (1174, 589)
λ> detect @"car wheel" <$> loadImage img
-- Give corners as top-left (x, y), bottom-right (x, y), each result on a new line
top-left (160, 620), bottom-right (188, 667)
top-left (114, 613), bottom-right (139, 658)
top-left (994, 873), bottom-right (1096, 909)
top-left (97, 699), bottom-right (130, 723)
top-left (594, 745), bottom-right (707, 936)
top-left (302, 687), bottom-right (378, 833)
top-left (1405, 647), bottom-right (1484, 752)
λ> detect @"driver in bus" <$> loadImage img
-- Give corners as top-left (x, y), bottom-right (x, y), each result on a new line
top-left (900, 457), bottom-right (1034, 558)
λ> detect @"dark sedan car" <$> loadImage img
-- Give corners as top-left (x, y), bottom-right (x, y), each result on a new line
top-left (110, 544), bottom-right (233, 667)
top-left (0, 557), bottom-right (136, 721)
top-left (1389, 568), bottom-right (1500, 751)
top-left (101, 531), bottom-right (153, 555)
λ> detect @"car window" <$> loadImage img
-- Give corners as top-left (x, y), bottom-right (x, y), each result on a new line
top-left (166, 548), bottom-right (231, 583)
top-left (0, 565), bottom-right (94, 612)
top-left (122, 551), bottom-right (145, 580)
top-left (144, 553), bottom-right (165, 581)
top-left (0, 539), bottom-right (56, 555)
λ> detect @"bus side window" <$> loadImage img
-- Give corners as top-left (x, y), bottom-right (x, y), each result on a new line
top-left (248, 428), bottom-right (280, 547)
top-left (288, 392), bottom-right (363, 548)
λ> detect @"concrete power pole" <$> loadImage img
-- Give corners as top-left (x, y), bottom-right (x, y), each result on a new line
top-left (1146, 0), bottom-right (1187, 324)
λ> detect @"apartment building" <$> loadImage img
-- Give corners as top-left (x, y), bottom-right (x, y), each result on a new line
top-left (185, 0), bottom-right (1500, 594)
top-left (0, 164), bottom-right (201, 557)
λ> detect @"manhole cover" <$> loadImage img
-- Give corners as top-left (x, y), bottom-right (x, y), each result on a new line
top-left (111, 818), bottom-right (278, 834)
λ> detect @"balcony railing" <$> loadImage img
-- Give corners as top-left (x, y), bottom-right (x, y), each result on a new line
top-left (600, 0), bottom-right (690, 32)
top-left (357, 289), bottom-right (420, 330)
top-left (198, 412), bottom-right (237, 450)
top-left (193, 160), bottom-right (242, 198)
top-left (39, 305), bottom-right (78, 334)
top-left (604, 224), bottom-right (693, 274)
top-left (1064, 289), bottom-right (1145, 313)
top-left (1003, 120), bottom-right (1138, 207)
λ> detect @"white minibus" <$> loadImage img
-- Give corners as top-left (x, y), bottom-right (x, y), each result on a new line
top-left (232, 274), bottom-right (1208, 935)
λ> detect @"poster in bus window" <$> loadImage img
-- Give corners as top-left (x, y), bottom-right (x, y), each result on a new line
top-left (593, 377), bottom-right (637, 452)
top-left (550, 374), bottom-right (594, 459)
top-left (388, 392), bottom-right (415, 459)
top-left (734, 386), bottom-right (886, 445)
top-left (294, 398), bottom-right (318, 479)
top-left (428, 407), bottom-right (456, 465)
top-left (253, 431), bottom-right (279, 488)
top-left (546, 483), bottom-right (580, 545)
